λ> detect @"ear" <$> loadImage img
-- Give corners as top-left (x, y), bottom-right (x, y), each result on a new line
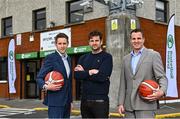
top-left (143, 37), bottom-right (145, 43)
top-left (89, 41), bottom-right (91, 46)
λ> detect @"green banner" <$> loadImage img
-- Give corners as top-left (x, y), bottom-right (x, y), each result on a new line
top-left (16, 52), bottom-right (38, 59)
top-left (40, 46), bottom-right (92, 57)
top-left (40, 50), bottom-right (55, 58)
top-left (66, 46), bottom-right (92, 55)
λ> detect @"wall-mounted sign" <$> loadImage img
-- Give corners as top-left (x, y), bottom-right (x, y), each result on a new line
top-left (40, 46), bottom-right (92, 57)
top-left (16, 34), bottom-right (22, 45)
top-left (40, 28), bottom-right (71, 51)
top-left (111, 19), bottom-right (118, 30)
top-left (131, 19), bottom-right (136, 30)
top-left (16, 52), bottom-right (38, 59)
top-left (67, 46), bottom-right (92, 55)
top-left (40, 50), bottom-right (55, 58)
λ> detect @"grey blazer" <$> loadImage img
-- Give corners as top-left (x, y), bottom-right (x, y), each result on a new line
top-left (118, 48), bottom-right (168, 111)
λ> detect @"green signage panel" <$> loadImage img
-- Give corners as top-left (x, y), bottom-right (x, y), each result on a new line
top-left (16, 52), bottom-right (38, 59)
top-left (40, 50), bottom-right (55, 58)
top-left (66, 46), bottom-right (92, 55)
top-left (40, 46), bottom-right (92, 58)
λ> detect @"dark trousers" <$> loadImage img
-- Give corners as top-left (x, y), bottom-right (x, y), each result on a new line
top-left (48, 103), bottom-right (71, 118)
top-left (81, 100), bottom-right (109, 118)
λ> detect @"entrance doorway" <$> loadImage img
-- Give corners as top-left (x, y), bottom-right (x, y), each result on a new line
top-left (24, 60), bottom-right (40, 98)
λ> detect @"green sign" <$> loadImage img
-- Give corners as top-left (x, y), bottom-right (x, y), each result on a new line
top-left (167, 34), bottom-right (174, 48)
top-left (40, 50), bottom-right (55, 58)
top-left (16, 52), bottom-right (38, 59)
top-left (40, 46), bottom-right (92, 57)
top-left (67, 46), bottom-right (92, 55)
top-left (9, 50), bottom-right (14, 61)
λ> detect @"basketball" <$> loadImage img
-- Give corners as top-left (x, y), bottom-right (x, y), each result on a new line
top-left (138, 79), bottom-right (159, 97)
top-left (45, 71), bottom-right (64, 86)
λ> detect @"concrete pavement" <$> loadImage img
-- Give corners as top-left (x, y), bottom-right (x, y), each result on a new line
top-left (0, 98), bottom-right (180, 118)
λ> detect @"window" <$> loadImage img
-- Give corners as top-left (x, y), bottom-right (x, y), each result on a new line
top-left (0, 57), bottom-right (7, 81)
top-left (67, 0), bottom-right (84, 23)
top-left (2, 17), bottom-right (12, 36)
top-left (33, 8), bottom-right (46, 30)
top-left (156, 0), bottom-right (168, 22)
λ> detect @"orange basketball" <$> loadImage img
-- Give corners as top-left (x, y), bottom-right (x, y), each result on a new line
top-left (45, 71), bottom-right (64, 86)
top-left (138, 80), bottom-right (159, 98)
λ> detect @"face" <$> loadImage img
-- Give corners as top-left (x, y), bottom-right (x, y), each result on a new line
top-left (89, 36), bottom-right (102, 52)
top-left (130, 32), bottom-right (145, 52)
top-left (55, 37), bottom-right (68, 54)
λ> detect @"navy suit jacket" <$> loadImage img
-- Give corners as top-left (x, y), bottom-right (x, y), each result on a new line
top-left (36, 51), bottom-right (72, 106)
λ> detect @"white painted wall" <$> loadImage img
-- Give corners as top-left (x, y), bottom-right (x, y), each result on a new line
top-left (0, 0), bottom-right (178, 36)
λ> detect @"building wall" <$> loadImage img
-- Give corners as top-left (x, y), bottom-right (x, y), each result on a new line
top-left (0, 0), bottom-right (108, 35)
top-left (140, 17), bottom-right (180, 97)
top-left (0, 0), bottom-right (180, 100)
top-left (0, 17), bottom-right (106, 99)
top-left (136, 0), bottom-right (156, 21)
top-left (0, 0), bottom-right (50, 34)
top-left (135, 0), bottom-right (178, 25)
top-left (175, 0), bottom-right (180, 25)
top-left (0, 0), bottom-right (179, 36)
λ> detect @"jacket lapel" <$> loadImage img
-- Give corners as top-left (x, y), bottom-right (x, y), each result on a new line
top-left (67, 56), bottom-right (71, 69)
top-left (134, 48), bottom-right (147, 75)
top-left (127, 54), bottom-right (134, 76)
top-left (67, 56), bottom-right (72, 79)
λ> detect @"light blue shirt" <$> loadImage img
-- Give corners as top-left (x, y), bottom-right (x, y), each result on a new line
top-left (56, 50), bottom-right (70, 78)
top-left (131, 48), bottom-right (144, 75)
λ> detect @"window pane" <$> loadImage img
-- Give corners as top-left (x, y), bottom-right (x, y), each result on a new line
top-left (5, 27), bottom-right (12, 35)
top-left (68, 0), bottom-right (84, 23)
top-left (70, 0), bottom-right (83, 11)
top-left (155, 0), bottom-right (167, 22)
top-left (36, 19), bottom-right (46, 30)
top-left (34, 8), bottom-right (46, 30)
top-left (36, 10), bottom-right (46, 20)
top-left (5, 18), bottom-right (12, 27)
top-left (70, 10), bottom-right (84, 23)
top-left (156, 10), bottom-right (165, 22)
top-left (156, 1), bottom-right (164, 10)
top-left (2, 17), bottom-right (12, 36)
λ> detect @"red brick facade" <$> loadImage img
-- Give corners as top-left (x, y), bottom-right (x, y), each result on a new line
top-left (0, 17), bottom-right (179, 99)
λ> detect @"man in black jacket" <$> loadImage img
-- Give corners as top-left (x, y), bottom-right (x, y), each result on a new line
top-left (74, 30), bottom-right (113, 118)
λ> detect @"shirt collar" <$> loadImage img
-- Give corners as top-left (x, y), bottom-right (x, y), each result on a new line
top-left (131, 47), bottom-right (144, 56)
top-left (56, 49), bottom-right (68, 59)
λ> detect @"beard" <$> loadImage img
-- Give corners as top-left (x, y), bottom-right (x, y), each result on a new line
top-left (91, 46), bottom-right (102, 53)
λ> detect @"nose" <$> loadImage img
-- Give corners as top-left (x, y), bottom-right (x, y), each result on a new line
top-left (133, 38), bottom-right (139, 42)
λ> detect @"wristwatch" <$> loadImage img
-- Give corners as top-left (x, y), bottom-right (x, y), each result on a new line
top-left (42, 84), bottom-right (48, 91)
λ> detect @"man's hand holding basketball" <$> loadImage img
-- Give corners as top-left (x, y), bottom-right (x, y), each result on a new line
top-left (45, 83), bottom-right (62, 91)
top-left (142, 89), bottom-right (164, 101)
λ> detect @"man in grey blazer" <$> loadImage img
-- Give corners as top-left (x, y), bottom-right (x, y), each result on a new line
top-left (118, 29), bottom-right (168, 118)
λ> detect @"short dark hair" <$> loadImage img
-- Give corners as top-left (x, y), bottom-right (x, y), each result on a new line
top-left (88, 30), bottom-right (103, 40)
top-left (54, 33), bottom-right (69, 44)
top-left (130, 28), bottom-right (144, 38)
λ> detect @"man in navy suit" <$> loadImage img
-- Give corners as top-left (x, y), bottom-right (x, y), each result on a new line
top-left (36, 33), bottom-right (72, 118)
